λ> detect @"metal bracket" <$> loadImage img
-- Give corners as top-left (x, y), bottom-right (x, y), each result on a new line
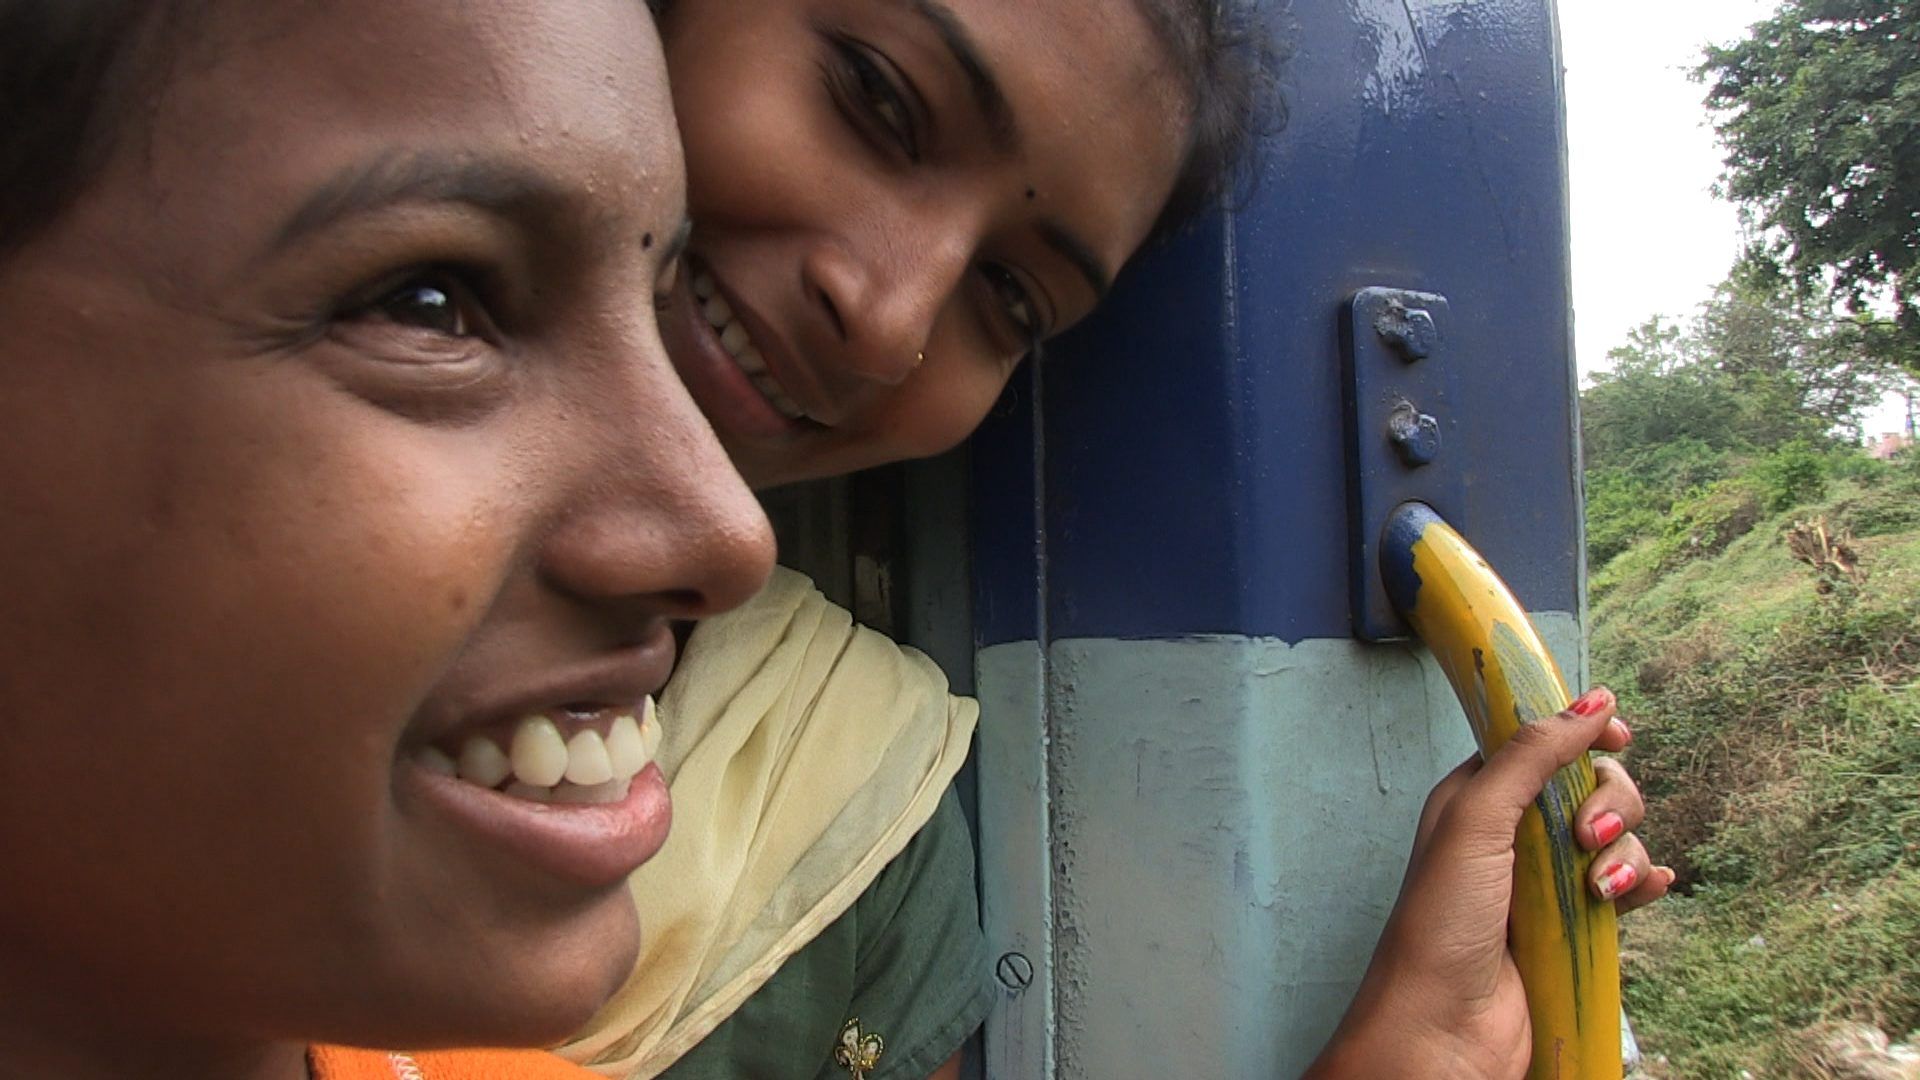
top-left (1344, 287), bottom-right (1464, 641)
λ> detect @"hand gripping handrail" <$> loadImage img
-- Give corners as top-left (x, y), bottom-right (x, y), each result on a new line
top-left (1381, 501), bottom-right (1623, 1080)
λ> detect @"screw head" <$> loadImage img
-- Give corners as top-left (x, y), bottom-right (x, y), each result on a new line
top-left (1377, 306), bottom-right (1438, 361)
top-left (1388, 402), bottom-right (1442, 467)
top-left (996, 951), bottom-right (1035, 990)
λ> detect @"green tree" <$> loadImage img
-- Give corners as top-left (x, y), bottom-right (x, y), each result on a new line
top-left (1699, 0), bottom-right (1920, 367)
top-left (1579, 284), bottom-right (1896, 567)
top-left (1695, 279), bottom-right (1895, 442)
top-left (1581, 317), bottom-right (1743, 471)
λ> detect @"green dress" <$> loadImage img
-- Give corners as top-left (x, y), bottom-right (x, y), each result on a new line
top-left (658, 788), bottom-right (991, 1080)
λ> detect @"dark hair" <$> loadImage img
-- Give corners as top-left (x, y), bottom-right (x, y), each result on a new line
top-left (1137, 0), bottom-right (1288, 241)
top-left (0, 1), bottom-right (168, 257)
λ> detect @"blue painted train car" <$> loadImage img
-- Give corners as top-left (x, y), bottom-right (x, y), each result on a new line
top-left (769, 0), bottom-right (1587, 1075)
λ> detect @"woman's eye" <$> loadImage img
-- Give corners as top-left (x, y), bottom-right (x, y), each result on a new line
top-left (981, 263), bottom-right (1042, 344)
top-left (833, 39), bottom-right (919, 161)
top-left (351, 272), bottom-right (487, 338)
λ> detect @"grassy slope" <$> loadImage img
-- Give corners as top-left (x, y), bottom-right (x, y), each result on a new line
top-left (1591, 457), bottom-right (1920, 1078)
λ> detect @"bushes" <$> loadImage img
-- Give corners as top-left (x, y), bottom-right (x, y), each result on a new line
top-left (1587, 442), bottom-right (1902, 571)
top-left (1586, 469), bottom-right (1668, 567)
top-left (1585, 439), bottom-right (1738, 569)
top-left (1580, 267), bottom-right (1917, 1078)
top-left (1622, 871), bottom-right (1920, 1078)
top-left (1596, 481), bottom-right (1920, 1077)
top-left (1751, 439), bottom-right (1829, 512)
top-left (1655, 479), bottom-right (1764, 565)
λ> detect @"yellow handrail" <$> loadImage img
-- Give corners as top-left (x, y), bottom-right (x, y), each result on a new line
top-left (1381, 501), bottom-right (1622, 1080)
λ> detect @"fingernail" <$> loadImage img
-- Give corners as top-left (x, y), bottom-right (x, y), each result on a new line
top-left (1610, 717), bottom-right (1633, 743)
top-left (1598, 862), bottom-right (1638, 899)
top-left (1570, 688), bottom-right (1610, 716)
top-left (1592, 811), bottom-right (1625, 848)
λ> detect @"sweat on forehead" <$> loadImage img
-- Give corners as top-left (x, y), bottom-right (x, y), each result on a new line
top-left (1, 0), bottom-right (684, 260)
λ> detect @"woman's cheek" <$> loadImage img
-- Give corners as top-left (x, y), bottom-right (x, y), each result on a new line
top-left (164, 375), bottom-right (526, 713)
top-left (924, 367), bottom-right (1017, 454)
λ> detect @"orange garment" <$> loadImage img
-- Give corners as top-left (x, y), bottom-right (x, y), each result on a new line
top-left (310, 1045), bottom-right (603, 1080)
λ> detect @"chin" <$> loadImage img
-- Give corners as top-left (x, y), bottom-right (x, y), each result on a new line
top-left (341, 902), bottom-right (641, 1051)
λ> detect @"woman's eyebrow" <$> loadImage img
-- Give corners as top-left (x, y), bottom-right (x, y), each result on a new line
top-left (1039, 220), bottom-right (1113, 302)
top-left (268, 153), bottom-right (570, 254)
top-left (908, 0), bottom-right (1018, 153)
top-left (900, 2), bottom-right (1112, 300)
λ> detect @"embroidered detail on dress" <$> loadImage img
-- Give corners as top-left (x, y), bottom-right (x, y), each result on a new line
top-left (388, 1052), bottom-right (426, 1080)
top-left (833, 1017), bottom-right (885, 1079)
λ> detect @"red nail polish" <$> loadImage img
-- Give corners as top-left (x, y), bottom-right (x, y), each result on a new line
top-left (1570, 689), bottom-right (1607, 716)
top-left (1592, 812), bottom-right (1624, 847)
top-left (1599, 862), bottom-right (1637, 899)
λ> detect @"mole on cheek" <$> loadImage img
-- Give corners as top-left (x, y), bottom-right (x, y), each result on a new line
top-left (642, 232), bottom-right (654, 250)
top-left (1025, 187), bottom-right (1037, 201)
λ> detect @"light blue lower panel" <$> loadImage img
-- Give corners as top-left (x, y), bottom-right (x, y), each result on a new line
top-left (976, 616), bottom-right (1585, 1079)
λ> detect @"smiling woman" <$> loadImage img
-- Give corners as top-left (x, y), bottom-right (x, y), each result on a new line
top-left (0, 1), bottom-right (772, 1077)
top-left (652, 0), bottom-right (1267, 489)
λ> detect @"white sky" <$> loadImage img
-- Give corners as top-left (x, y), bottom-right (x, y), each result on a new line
top-left (1559, 0), bottom-right (1912, 436)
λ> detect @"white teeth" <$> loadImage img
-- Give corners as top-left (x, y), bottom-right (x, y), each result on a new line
top-left (749, 370), bottom-right (807, 420)
top-left (509, 716), bottom-right (569, 788)
top-left (692, 279), bottom-right (810, 422)
top-left (564, 729), bottom-right (615, 786)
top-left (449, 700), bottom-right (663, 804)
top-left (457, 736), bottom-right (512, 788)
top-left (606, 711), bottom-right (648, 777)
top-left (640, 697), bottom-right (663, 761)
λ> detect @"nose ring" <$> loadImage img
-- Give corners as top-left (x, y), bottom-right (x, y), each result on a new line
top-left (914, 351), bottom-right (926, 368)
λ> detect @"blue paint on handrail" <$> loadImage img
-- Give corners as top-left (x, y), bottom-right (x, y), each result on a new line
top-left (1380, 501), bottom-right (1442, 618)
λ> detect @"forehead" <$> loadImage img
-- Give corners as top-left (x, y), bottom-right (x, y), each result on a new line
top-left (125, 0), bottom-right (679, 245)
top-left (945, 0), bottom-right (1191, 259)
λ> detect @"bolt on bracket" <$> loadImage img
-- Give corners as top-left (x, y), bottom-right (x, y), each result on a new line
top-left (1343, 287), bottom-right (1464, 641)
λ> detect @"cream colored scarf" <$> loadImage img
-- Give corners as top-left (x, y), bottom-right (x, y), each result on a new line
top-left (556, 568), bottom-right (977, 1079)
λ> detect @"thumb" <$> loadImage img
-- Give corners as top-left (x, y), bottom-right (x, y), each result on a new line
top-left (1457, 687), bottom-right (1616, 848)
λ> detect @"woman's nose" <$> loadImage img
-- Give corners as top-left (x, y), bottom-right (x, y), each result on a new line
top-left (802, 226), bottom-right (969, 388)
top-left (539, 350), bottom-right (775, 624)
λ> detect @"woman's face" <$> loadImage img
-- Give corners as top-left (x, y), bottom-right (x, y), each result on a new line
top-left (657, 0), bottom-right (1193, 488)
top-left (0, 0), bottom-right (772, 1057)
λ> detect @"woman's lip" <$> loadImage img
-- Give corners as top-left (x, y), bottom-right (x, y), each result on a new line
top-left (404, 760), bottom-right (671, 890)
top-left (410, 640), bottom-right (675, 752)
top-left (666, 269), bottom-right (809, 445)
top-left (706, 277), bottom-right (836, 428)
